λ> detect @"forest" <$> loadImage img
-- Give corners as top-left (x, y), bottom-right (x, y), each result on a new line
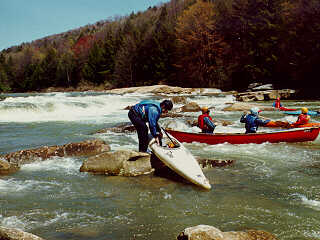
top-left (0, 0), bottom-right (319, 98)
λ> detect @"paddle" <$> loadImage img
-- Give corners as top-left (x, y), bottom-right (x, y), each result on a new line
top-left (260, 115), bottom-right (291, 128)
top-left (161, 127), bottom-right (176, 145)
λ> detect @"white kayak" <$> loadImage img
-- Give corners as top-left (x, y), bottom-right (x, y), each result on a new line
top-left (149, 132), bottom-right (211, 190)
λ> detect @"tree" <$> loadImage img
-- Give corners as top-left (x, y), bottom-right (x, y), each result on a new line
top-left (175, 0), bottom-right (229, 88)
top-left (216, 0), bottom-right (284, 89)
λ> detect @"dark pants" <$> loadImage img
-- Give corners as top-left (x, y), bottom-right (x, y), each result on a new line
top-left (128, 108), bottom-right (149, 152)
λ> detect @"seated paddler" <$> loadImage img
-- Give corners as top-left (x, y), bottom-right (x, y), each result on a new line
top-left (240, 107), bottom-right (270, 134)
top-left (198, 106), bottom-right (216, 133)
top-left (290, 107), bottom-right (310, 128)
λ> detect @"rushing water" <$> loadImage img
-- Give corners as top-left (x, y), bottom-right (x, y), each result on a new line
top-left (0, 91), bottom-right (320, 240)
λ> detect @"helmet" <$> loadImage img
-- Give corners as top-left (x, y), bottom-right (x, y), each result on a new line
top-left (161, 100), bottom-right (173, 111)
top-left (250, 107), bottom-right (261, 115)
top-left (201, 106), bottom-right (209, 113)
top-left (301, 107), bottom-right (308, 114)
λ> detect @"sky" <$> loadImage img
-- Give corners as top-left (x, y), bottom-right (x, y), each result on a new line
top-left (0, 0), bottom-right (168, 51)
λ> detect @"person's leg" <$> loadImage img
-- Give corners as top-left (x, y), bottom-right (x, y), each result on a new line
top-left (128, 110), bottom-right (149, 152)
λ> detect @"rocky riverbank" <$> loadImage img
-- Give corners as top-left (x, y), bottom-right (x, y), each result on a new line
top-left (0, 84), bottom-right (289, 240)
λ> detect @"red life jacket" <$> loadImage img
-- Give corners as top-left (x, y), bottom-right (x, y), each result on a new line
top-left (274, 100), bottom-right (281, 108)
top-left (293, 114), bottom-right (310, 126)
top-left (198, 113), bottom-right (213, 130)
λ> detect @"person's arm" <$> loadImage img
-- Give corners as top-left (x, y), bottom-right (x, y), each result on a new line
top-left (256, 118), bottom-right (270, 126)
top-left (240, 113), bottom-right (247, 123)
top-left (204, 117), bottom-right (216, 131)
top-left (147, 106), bottom-right (161, 138)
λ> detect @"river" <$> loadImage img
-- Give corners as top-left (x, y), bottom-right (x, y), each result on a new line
top-left (0, 90), bottom-right (319, 240)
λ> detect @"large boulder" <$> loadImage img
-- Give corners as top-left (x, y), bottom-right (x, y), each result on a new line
top-left (180, 102), bottom-right (201, 112)
top-left (0, 159), bottom-right (20, 175)
top-left (104, 85), bottom-right (222, 95)
top-left (1, 139), bottom-right (110, 166)
top-left (235, 89), bottom-right (296, 102)
top-left (80, 150), bottom-right (154, 176)
top-left (0, 227), bottom-right (44, 240)
top-left (223, 102), bottom-right (274, 112)
top-left (177, 225), bottom-right (278, 240)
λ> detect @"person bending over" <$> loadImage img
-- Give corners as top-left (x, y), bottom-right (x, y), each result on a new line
top-left (128, 99), bottom-right (173, 152)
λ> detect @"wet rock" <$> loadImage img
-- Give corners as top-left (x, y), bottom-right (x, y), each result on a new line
top-left (235, 89), bottom-right (296, 102)
top-left (0, 227), bottom-right (45, 240)
top-left (197, 159), bottom-right (235, 168)
top-left (105, 85), bottom-right (221, 95)
top-left (0, 159), bottom-right (20, 175)
top-left (1, 139), bottom-right (110, 166)
top-left (177, 225), bottom-right (278, 240)
top-left (223, 102), bottom-right (274, 112)
top-left (180, 102), bottom-right (201, 112)
top-left (80, 150), bottom-right (154, 176)
top-left (171, 96), bottom-right (188, 104)
top-left (64, 140), bottom-right (110, 156)
top-left (96, 123), bottom-right (136, 134)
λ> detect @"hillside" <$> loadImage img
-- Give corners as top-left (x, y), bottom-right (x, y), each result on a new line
top-left (0, 0), bottom-right (319, 98)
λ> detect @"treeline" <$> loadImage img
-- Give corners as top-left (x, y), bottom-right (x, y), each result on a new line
top-left (0, 0), bottom-right (319, 96)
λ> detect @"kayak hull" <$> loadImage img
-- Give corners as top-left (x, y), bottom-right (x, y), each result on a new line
top-left (278, 106), bottom-right (297, 111)
top-left (149, 133), bottom-right (211, 190)
top-left (165, 127), bottom-right (320, 145)
top-left (265, 121), bottom-right (320, 129)
top-left (282, 110), bottom-right (319, 116)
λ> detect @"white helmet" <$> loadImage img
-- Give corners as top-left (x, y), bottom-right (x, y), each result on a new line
top-left (250, 107), bottom-right (260, 116)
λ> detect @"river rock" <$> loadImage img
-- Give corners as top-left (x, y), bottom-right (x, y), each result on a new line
top-left (171, 96), bottom-right (188, 104)
top-left (1, 139), bottom-right (110, 166)
top-left (0, 227), bottom-right (44, 240)
top-left (105, 85), bottom-right (196, 95)
top-left (177, 225), bottom-right (278, 240)
top-left (235, 89), bottom-right (296, 102)
top-left (198, 159), bottom-right (235, 168)
top-left (180, 102), bottom-right (201, 112)
top-left (223, 102), bottom-right (274, 112)
top-left (0, 159), bottom-right (20, 175)
top-left (80, 150), bottom-right (154, 176)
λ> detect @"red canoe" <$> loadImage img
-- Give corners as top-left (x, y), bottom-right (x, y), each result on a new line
top-left (165, 127), bottom-right (320, 145)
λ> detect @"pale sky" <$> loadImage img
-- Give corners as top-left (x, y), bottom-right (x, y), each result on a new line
top-left (0, 0), bottom-right (168, 51)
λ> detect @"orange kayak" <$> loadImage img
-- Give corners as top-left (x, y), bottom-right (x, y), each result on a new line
top-left (265, 121), bottom-right (320, 128)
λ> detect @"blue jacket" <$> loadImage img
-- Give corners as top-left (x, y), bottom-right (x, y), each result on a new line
top-left (132, 100), bottom-right (162, 137)
top-left (240, 113), bottom-right (270, 133)
top-left (203, 117), bottom-right (216, 133)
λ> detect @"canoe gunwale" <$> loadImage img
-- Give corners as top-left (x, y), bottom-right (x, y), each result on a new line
top-left (165, 127), bottom-right (320, 145)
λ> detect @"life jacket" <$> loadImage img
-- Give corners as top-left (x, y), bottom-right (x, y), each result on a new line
top-left (198, 113), bottom-right (213, 130)
top-left (294, 114), bottom-right (310, 126)
top-left (274, 100), bottom-right (281, 108)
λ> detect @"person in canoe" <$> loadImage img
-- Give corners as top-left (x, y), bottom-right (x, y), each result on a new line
top-left (128, 99), bottom-right (173, 152)
top-left (290, 107), bottom-right (310, 128)
top-left (240, 107), bottom-right (271, 133)
top-left (198, 106), bottom-right (216, 133)
top-left (272, 97), bottom-right (282, 109)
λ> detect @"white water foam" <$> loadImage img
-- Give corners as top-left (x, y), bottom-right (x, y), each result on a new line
top-left (300, 195), bottom-right (320, 210)
top-left (0, 178), bottom-right (61, 195)
top-left (0, 93), bottom-right (139, 123)
top-left (21, 156), bottom-right (82, 175)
